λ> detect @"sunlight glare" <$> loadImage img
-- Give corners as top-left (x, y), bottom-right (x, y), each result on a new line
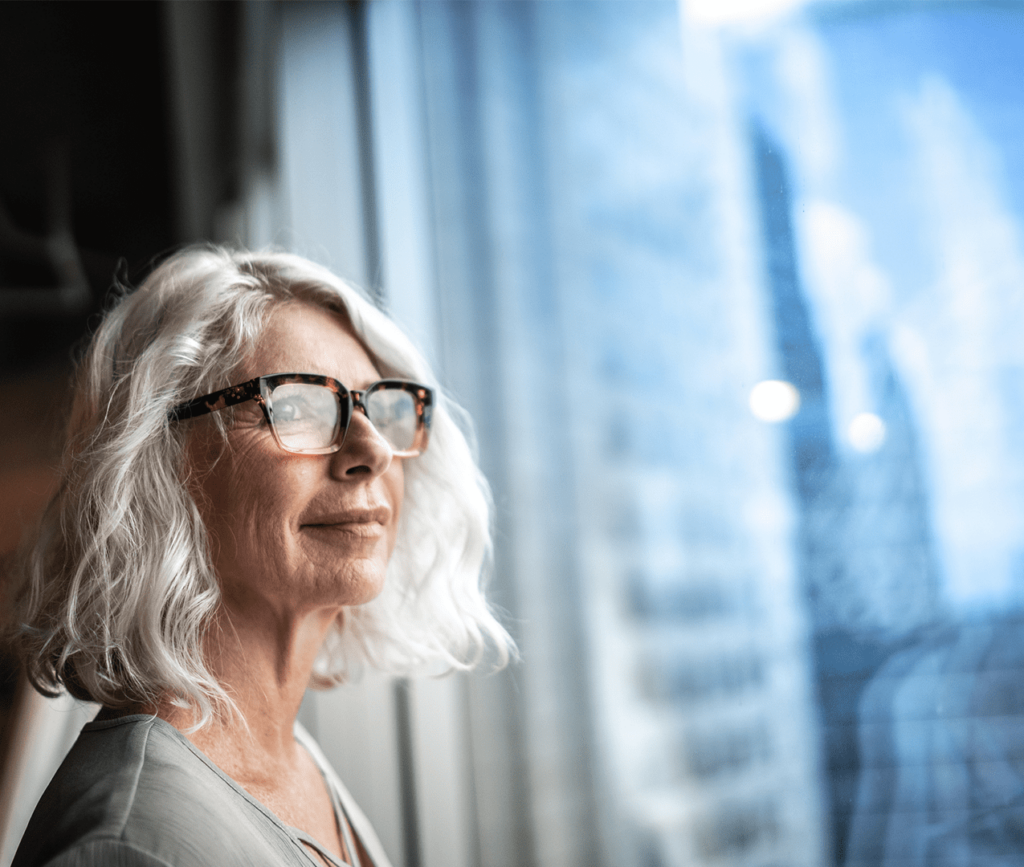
top-left (685, 0), bottom-right (811, 25)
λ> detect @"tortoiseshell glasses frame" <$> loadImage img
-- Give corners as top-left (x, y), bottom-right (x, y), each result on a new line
top-left (169, 373), bottom-right (434, 457)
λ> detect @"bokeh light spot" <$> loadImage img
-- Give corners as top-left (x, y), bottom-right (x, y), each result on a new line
top-left (848, 412), bottom-right (887, 453)
top-left (749, 380), bottom-right (801, 422)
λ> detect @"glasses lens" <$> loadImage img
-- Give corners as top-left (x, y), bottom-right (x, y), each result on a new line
top-left (365, 387), bottom-right (419, 453)
top-left (268, 383), bottom-right (341, 452)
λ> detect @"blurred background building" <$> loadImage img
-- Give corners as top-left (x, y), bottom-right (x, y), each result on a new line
top-left (2, 2), bottom-right (1024, 866)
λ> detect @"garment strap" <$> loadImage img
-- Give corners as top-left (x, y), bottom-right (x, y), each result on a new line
top-left (293, 724), bottom-right (362, 867)
top-left (328, 773), bottom-right (362, 867)
top-left (292, 829), bottom-right (353, 867)
top-left (294, 721), bottom-right (392, 867)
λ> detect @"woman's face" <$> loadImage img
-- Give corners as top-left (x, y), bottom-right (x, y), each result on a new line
top-left (187, 302), bottom-right (404, 620)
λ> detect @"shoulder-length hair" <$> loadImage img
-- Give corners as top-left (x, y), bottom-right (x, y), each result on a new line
top-left (9, 246), bottom-right (513, 723)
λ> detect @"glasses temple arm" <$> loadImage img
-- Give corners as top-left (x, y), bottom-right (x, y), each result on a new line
top-left (168, 378), bottom-right (264, 421)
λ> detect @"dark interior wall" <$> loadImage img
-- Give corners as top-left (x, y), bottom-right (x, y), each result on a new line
top-left (0, 1), bottom-right (178, 371)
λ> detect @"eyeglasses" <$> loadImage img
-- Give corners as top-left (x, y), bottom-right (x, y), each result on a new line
top-left (169, 373), bottom-right (434, 457)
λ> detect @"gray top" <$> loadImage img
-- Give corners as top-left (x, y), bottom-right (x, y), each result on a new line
top-left (12, 715), bottom-right (393, 867)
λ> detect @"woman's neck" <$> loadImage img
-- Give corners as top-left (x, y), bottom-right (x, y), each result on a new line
top-left (160, 604), bottom-right (341, 769)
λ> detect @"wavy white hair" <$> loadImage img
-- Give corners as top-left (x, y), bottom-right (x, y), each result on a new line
top-left (10, 246), bottom-right (513, 723)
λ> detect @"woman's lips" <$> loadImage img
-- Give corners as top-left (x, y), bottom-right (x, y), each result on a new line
top-left (301, 506), bottom-right (391, 531)
top-left (304, 523), bottom-right (385, 539)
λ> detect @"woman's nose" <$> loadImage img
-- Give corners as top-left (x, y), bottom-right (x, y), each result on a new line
top-left (330, 409), bottom-right (393, 478)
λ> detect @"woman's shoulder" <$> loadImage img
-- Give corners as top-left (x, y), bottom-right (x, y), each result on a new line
top-left (27, 839), bottom-right (174, 867)
top-left (13, 716), bottom-right (306, 867)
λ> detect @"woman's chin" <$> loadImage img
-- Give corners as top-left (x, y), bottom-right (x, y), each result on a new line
top-left (318, 562), bottom-right (388, 609)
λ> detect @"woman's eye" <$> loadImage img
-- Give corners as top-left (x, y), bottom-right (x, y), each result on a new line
top-left (270, 385), bottom-right (337, 434)
top-left (273, 397), bottom-right (307, 422)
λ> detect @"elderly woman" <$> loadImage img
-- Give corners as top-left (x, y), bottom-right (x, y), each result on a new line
top-left (8, 247), bottom-right (513, 867)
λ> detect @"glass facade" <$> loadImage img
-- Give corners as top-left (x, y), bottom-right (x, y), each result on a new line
top-left (393, 2), bottom-right (1024, 864)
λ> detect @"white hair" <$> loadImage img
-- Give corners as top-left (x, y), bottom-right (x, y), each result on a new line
top-left (10, 245), bottom-right (513, 724)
